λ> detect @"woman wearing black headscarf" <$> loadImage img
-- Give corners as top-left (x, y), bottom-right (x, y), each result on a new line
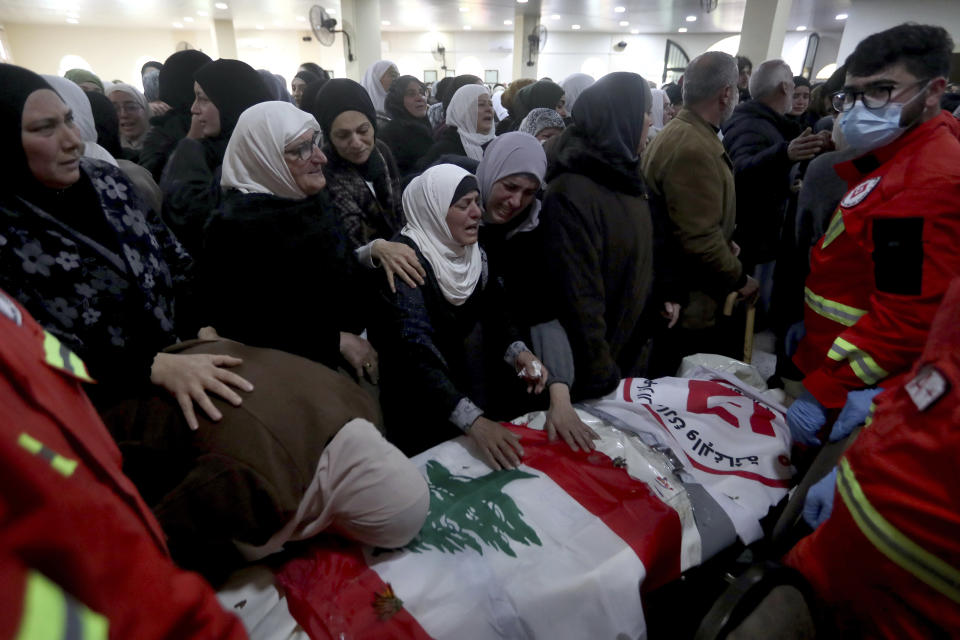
top-left (314, 79), bottom-right (423, 291)
top-left (139, 50), bottom-right (211, 180)
top-left (0, 63), bottom-right (248, 424)
top-left (291, 69), bottom-right (321, 107)
top-left (540, 72), bottom-right (657, 400)
top-left (378, 75), bottom-right (433, 176)
top-left (159, 58), bottom-right (271, 255)
top-left (496, 79), bottom-right (565, 135)
top-left (299, 77), bottom-right (329, 115)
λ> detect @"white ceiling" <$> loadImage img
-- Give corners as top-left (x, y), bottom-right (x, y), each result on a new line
top-left (0, 0), bottom-right (852, 34)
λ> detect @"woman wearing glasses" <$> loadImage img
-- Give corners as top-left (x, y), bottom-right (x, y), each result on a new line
top-left (200, 101), bottom-right (376, 380)
top-left (378, 75), bottom-right (434, 177)
top-left (106, 83), bottom-right (151, 160)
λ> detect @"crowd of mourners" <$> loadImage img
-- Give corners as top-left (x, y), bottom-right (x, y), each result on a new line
top-left (2, 19), bottom-right (960, 639)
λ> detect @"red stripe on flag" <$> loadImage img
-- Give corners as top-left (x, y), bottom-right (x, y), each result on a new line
top-left (641, 405), bottom-right (790, 488)
top-left (622, 378), bottom-right (634, 402)
top-left (505, 424), bottom-right (683, 591)
top-left (276, 536), bottom-right (433, 640)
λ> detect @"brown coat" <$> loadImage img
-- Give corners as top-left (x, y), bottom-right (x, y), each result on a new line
top-left (642, 107), bottom-right (744, 329)
top-left (102, 338), bottom-right (378, 582)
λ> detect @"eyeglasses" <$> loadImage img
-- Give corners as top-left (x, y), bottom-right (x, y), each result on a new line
top-left (832, 79), bottom-right (927, 112)
top-left (114, 102), bottom-right (144, 115)
top-left (284, 130), bottom-right (322, 162)
top-left (404, 88), bottom-right (427, 98)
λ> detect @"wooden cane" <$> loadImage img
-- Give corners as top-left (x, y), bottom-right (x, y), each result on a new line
top-left (723, 291), bottom-right (755, 364)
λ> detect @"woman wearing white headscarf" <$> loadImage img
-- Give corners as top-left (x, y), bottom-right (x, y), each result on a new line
top-left (418, 84), bottom-right (496, 168)
top-left (106, 83), bottom-right (151, 152)
top-left (559, 73), bottom-right (594, 120)
top-left (360, 59), bottom-right (399, 119)
top-left (43, 74), bottom-right (118, 166)
top-left (476, 132), bottom-right (598, 452)
top-left (369, 163), bottom-right (547, 468)
top-left (201, 101), bottom-right (377, 381)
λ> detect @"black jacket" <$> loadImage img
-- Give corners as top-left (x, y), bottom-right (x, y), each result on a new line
top-left (378, 116), bottom-right (435, 177)
top-left (199, 190), bottom-right (366, 370)
top-left (722, 100), bottom-right (798, 267)
top-left (369, 237), bottom-right (521, 455)
top-left (541, 127), bottom-right (655, 400)
top-left (139, 110), bottom-right (190, 181)
top-left (417, 126), bottom-right (467, 169)
top-left (159, 136), bottom-right (227, 256)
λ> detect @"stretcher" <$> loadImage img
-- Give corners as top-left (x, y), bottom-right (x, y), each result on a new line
top-left (218, 366), bottom-right (794, 640)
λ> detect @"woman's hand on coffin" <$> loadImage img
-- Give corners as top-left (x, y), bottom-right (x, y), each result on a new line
top-left (544, 383), bottom-right (599, 452)
top-left (468, 417), bottom-right (525, 470)
top-left (515, 351), bottom-right (548, 394)
top-left (150, 352), bottom-right (254, 431)
top-left (661, 301), bottom-right (681, 328)
top-left (340, 332), bottom-right (379, 383)
top-left (372, 240), bottom-right (427, 293)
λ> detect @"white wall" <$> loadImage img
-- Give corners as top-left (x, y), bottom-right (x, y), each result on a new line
top-left (837, 0), bottom-right (960, 62)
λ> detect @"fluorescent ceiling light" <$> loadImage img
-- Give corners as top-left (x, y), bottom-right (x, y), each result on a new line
top-left (796, 25), bottom-right (806, 31)
top-left (381, 20), bottom-right (390, 25)
top-left (197, 10), bottom-right (208, 16)
top-left (296, 16), bottom-right (305, 21)
top-left (614, 6), bottom-right (625, 13)
top-left (517, 0), bottom-right (528, 4)
top-left (836, 13), bottom-right (848, 19)
top-left (463, 24), bottom-right (472, 29)
top-left (66, 17), bottom-right (79, 23)
top-left (504, 19), bottom-right (513, 25)
top-left (619, 20), bottom-right (628, 26)
top-left (551, 14), bottom-right (560, 19)
top-left (686, 15), bottom-right (697, 22)
top-left (571, 24), bottom-right (581, 29)
top-left (214, 3), bottom-right (228, 10)
top-left (678, 27), bottom-right (688, 32)
top-left (459, 6), bottom-right (469, 12)
top-left (255, 24), bottom-right (264, 30)
top-left (173, 21), bottom-right (184, 28)
top-left (183, 16), bottom-right (194, 22)
top-left (630, 28), bottom-right (639, 34)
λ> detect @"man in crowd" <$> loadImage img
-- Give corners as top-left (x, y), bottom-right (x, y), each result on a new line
top-left (643, 51), bottom-right (758, 373)
top-left (722, 59), bottom-right (828, 314)
top-left (787, 23), bottom-right (960, 447)
top-left (736, 55), bottom-right (753, 102)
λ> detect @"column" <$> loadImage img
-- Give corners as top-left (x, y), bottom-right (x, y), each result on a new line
top-left (210, 18), bottom-right (238, 59)
top-left (339, 0), bottom-right (382, 81)
top-left (738, 0), bottom-right (793, 65)
top-left (511, 0), bottom-right (542, 81)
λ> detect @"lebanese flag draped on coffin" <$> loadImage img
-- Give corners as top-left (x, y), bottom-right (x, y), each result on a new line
top-left (276, 370), bottom-right (794, 640)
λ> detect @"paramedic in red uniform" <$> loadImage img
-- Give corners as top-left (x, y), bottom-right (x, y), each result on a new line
top-left (785, 277), bottom-right (960, 638)
top-left (0, 289), bottom-right (246, 640)
top-left (786, 23), bottom-right (960, 446)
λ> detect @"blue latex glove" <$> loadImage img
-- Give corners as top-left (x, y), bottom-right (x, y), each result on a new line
top-left (784, 321), bottom-right (806, 358)
top-left (786, 391), bottom-right (828, 446)
top-left (803, 467), bottom-right (838, 529)
top-left (829, 388), bottom-right (884, 442)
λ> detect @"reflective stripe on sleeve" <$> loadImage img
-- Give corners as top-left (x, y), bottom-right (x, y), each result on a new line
top-left (17, 433), bottom-right (78, 477)
top-left (41, 331), bottom-right (94, 383)
top-left (14, 570), bottom-right (108, 640)
top-left (804, 287), bottom-right (868, 327)
top-left (820, 209), bottom-right (845, 249)
top-left (837, 458), bottom-right (960, 604)
top-left (828, 337), bottom-right (889, 385)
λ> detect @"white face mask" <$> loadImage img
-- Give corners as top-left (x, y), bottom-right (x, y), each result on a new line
top-left (839, 82), bottom-right (929, 152)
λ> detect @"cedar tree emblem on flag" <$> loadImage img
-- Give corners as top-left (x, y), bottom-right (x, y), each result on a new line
top-left (405, 460), bottom-right (542, 557)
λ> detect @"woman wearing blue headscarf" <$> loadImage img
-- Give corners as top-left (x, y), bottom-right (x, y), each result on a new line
top-left (541, 72), bottom-right (660, 401)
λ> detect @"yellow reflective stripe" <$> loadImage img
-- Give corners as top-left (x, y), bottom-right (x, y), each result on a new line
top-left (804, 287), bottom-right (868, 327)
top-left (14, 570), bottom-right (109, 640)
top-left (41, 331), bottom-right (94, 383)
top-left (863, 402), bottom-right (876, 428)
top-left (828, 337), bottom-right (889, 384)
top-left (838, 458), bottom-right (960, 604)
top-left (14, 570), bottom-right (65, 640)
top-left (42, 331), bottom-right (66, 369)
top-left (821, 209), bottom-right (845, 249)
top-left (17, 433), bottom-right (78, 478)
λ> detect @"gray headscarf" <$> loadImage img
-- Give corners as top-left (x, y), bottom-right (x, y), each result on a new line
top-left (142, 69), bottom-right (160, 102)
top-left (476, 131), bottom-right (547, 237)
top-left (106, 83), bottom-right (151, 149)
top-left (560, 73), bottom-right (595, 113)
top-left (42, 75), bottom-right (118, 166)
top-left (517, 108), bottom-right (565, 138)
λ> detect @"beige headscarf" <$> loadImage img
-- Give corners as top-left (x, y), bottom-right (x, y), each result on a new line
top-left (106, 83), bottom-right (151, 149)
top-left (401, 164), bottom-right (482, 305)
top-left (221, 101), bottom-right (320, 200)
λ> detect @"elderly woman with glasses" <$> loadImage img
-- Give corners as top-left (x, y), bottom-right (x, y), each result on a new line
top-left (106, 83), bottom-right (151, 159)
top-left (199, 101), bottom-right (377, 382)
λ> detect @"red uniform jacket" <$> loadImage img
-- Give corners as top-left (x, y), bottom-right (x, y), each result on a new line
top-left (795, 112), bottom-right (960, 407)
top-left (0, 290), bottom-right (246, 640)
top-left (786, 278), bottom-right (960, 638)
